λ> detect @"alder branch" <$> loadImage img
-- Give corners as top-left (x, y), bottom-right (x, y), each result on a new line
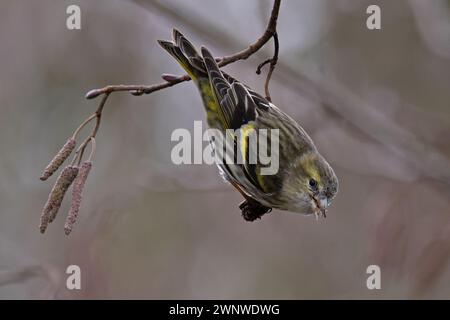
top-left (85, 75), bottom-right (190, 99)
top-left (84, 0), bottom-right (281, 167)
top-left (38, 0), bottom-right (282, 235)
top-left (85, 0), bottom-right (280, 100)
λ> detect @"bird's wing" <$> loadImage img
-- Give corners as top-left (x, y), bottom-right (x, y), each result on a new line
top-left (201, 47), bottom-right (263, 130)
top-left (201, 47), bottom-right (281, 196)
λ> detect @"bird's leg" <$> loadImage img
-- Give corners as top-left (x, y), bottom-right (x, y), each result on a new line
top-left (239, 197), bottom-right (273, 222)
top-left (229, 181), bottom-right (272, 222)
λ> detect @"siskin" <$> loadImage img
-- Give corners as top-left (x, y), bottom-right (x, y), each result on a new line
top-left (158, 29), bottom-right (338, 221)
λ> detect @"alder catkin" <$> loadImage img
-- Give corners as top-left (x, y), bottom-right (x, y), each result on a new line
top-left (64, 161), bottom-right (92, 235)
top-left (39, 165), bottom-right (79, 234)
top-left (40, 138), bottom-right (76, 181)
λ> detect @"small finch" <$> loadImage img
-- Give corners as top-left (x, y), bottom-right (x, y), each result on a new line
top-left (158, 29), bottom-right (338, 221)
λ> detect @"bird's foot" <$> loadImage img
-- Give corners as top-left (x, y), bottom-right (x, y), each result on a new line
top-left (239, 198), bottom-right (272, 222)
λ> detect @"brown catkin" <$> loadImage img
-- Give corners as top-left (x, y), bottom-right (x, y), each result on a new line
top-left (64, 161), bottom-right (92, 235)
top-left (39, 166), bottom-right (79, 234)
top-left (40, 138), bottom-right (76, 181)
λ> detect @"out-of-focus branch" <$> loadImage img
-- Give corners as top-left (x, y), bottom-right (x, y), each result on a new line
top-left (0, 265), bottom-right (43, 286)
top-left (408, 0), bottom-right (450, 59)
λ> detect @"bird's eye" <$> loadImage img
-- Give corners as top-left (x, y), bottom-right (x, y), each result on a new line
top-left (309, 179), bottom-right (317, 189)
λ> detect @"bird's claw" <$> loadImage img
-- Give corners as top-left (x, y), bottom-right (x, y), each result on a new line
top-left (239, 198), bottom-right (272, 222)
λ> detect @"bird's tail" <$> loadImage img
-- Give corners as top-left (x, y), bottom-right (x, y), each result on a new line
top-left (158, 29), bottom-right (225, 127)
top-left (157, 29), bottom-right (207, 81)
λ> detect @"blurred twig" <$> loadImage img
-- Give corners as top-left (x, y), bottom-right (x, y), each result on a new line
top-left (0, 264), bottom-right (60, 298)
top-left (0, 265), bottom-right (43, 286)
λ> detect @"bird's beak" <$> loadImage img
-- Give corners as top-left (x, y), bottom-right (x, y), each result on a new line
top-left (319, 196), bottom-right (329, 210)
top-left (313, 195), bottom-right (328, 219)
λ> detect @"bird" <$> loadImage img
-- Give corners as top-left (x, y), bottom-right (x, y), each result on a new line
top-left (158, 29), bottom-right (338, 221)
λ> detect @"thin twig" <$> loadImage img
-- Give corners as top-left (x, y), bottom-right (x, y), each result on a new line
top-left (79, 0), bottom-right (282, 187)
top-left (88, 137), bottom-right (96, 162)
top-left (85, 76), bottom-right (190, 99)
top-left (217, 0), bottom-right (280, 66)
top-left (72, 113), bottom-right (96, 139)
top-left (91, 92), bottom-right (110, 137)
top-left (256, 32), bottom-right (279, 101)
top-left (73, 93), bottom-right (110, 165)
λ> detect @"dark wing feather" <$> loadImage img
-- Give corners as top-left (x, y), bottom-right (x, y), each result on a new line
top-left (201, 47), bottom-right (258, 130)
top-left (222, 73), bottom-right (271, 112)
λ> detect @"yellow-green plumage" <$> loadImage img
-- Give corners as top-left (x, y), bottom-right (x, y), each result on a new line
top-left (158, 29), bottom-right (339, 220)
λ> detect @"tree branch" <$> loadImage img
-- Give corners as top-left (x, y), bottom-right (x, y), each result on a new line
top-left (39, 0), bottom-right (283, 235)
top-left (85, 0), bottom-right (281, 100)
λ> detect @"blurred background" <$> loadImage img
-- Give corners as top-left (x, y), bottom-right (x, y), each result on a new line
top-left (1, 0), bottom-right (450, 299)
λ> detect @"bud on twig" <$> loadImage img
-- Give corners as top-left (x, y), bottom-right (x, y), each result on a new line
top-left (161, 73), bottom-right (179, 82)
top-left (40, 138), bottom-right (76, 181)
top-left (64, 161), bottom-right (92, 235)
top-left (39, 166), bottom-right (79, 234)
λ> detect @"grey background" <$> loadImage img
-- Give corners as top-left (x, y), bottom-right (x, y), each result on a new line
top-left (1, 0), bottom-right (450, 299)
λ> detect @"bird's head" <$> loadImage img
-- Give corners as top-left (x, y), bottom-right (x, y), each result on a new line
top-left (280, 151), bottom-right (338, 218)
